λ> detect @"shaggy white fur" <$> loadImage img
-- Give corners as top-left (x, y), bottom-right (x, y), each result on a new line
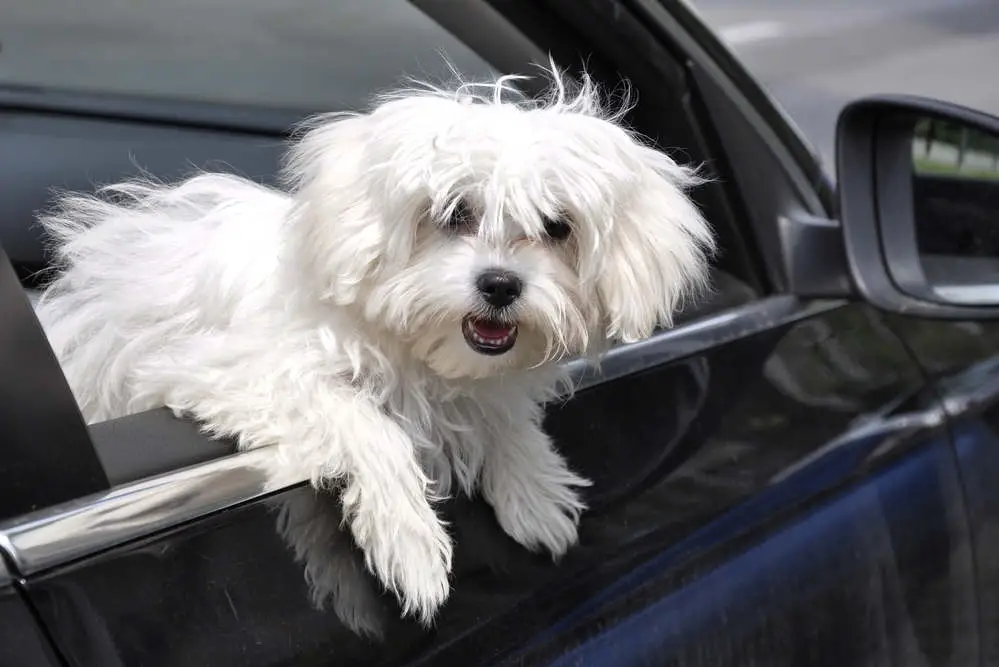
top-left (34, 64), bottom-right (714, 626)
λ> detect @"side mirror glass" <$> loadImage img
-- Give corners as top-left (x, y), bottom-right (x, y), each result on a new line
top-left (836, 95), bottom-right (999, 319)
top-left (911, 119), bottom-right (999, 304)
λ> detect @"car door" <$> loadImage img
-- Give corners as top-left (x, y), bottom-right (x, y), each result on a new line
top-left (0, 1), bottom-right (979, 666)
top-left (877, 122), bottom-right (999, 667)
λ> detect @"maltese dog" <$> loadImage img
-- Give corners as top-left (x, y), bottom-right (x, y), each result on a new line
top-left (34, 64), bottom-right (714, 625)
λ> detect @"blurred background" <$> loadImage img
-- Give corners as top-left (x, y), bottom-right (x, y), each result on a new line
top-left (695, 0), bottom-right (999, 176)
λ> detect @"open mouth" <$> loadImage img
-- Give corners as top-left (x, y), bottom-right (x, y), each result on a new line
top-left (462, 315), bottom-right (518, 356)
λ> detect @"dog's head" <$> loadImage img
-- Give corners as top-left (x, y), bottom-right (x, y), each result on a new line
top-left (284, 65), bottom-right (714, 380)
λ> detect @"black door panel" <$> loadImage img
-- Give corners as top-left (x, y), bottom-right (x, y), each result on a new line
top-left (15, 302), bottom-right (971, 667)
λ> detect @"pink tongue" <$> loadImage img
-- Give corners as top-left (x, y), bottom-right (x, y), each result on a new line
top-left (473, 321), bottom-right (513, 340)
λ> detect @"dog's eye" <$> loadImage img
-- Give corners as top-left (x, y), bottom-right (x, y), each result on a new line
top-left (444, 199), bottom-right (476, 232)
top-left (543, 215), bottom-right (572, 241)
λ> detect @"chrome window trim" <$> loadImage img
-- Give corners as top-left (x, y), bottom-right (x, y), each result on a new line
top-left (0, 295), bottom-right (843, 577)
top-left (570, 295), bottom-right (842, 389)
top-left (0, 447), bottom-right (284, 576)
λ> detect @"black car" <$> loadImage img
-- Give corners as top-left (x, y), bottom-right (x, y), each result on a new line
top-left (4, 1), bottom-right (999, 665)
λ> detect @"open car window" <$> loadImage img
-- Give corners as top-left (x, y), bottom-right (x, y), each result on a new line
top-left (1, 0), bottom-right (766, 499)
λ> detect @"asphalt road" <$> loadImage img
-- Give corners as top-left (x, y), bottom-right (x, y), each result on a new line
top-left (694, 0), bottom-right (999, 174)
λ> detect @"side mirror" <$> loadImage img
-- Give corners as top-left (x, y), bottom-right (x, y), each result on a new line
top-left (837, 95), bottom-right (999, 319)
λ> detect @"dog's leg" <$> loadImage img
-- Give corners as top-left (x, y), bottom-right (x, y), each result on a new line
top-left (178, 382), bottom-right (452, 626)
top-left (480, 401), bottom-right (592, 559)
top-left (326, 412), bottom-right (453, 627)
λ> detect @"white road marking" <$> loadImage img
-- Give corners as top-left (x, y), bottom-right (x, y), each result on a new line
top-left (719, 20), bottom-right (786, 46)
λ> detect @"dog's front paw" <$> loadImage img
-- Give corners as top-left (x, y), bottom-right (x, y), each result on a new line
top-left (391, 527), bottom-right (452, 627)
top-left (352, 504), bottom-right (453, 627)
top-left (489, 468), bottom-right (592, 560)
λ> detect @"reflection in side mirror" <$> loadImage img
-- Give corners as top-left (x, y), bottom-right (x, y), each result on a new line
top-left (835, 95), bottom-right (999, 320)
top-left (912, 118), bottom-right (999, 304)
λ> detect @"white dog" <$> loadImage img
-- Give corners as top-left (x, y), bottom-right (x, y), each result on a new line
top-left (34, 65), bottom-right (714, 625)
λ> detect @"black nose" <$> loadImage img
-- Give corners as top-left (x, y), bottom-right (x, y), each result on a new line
top-left (476, 269), bottom-right (523, 308)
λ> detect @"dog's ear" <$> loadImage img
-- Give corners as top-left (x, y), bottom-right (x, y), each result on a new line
top-left (283, 113), bottom-right (416, 306)
top-left (596, 151), bottom-right (714, 344)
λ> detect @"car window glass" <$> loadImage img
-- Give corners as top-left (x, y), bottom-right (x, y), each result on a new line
top-left (1, 0), bottom-right (498, 111)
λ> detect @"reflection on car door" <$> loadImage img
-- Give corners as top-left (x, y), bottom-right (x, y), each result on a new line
top-left (448, 300), bottom-right (979, 667)
top-left (886, 315), bottom-right (999, 665)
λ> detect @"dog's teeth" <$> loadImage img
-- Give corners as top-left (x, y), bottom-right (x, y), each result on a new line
top-left (464, 322), bottom-right (517, 351)
top-left (471, 331), bottom-right (510, 346)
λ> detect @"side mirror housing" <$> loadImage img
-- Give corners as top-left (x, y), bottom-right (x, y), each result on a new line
top-left (836, 94), bottom-right (999, 319)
